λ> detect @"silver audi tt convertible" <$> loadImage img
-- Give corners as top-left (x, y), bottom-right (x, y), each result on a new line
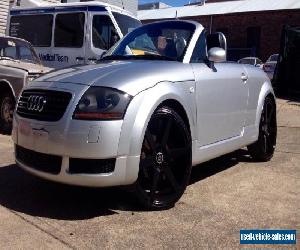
top-left (12, 20), bottom-right (277, 210)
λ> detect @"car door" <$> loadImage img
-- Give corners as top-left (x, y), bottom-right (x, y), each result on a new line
top-left (190, 32), bottom-right (249, 147)
top-left (86, 12), bottom-right (121, 63)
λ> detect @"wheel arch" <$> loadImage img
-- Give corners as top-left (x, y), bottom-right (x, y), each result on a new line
top-left (0, 80), bottom-right (16, 98)
top-left (158, 99), bottom-right (191, 138)
top-left (255, 81), bottom-right (276, 128)
top-left (118, 81), bottom-right (196, 185)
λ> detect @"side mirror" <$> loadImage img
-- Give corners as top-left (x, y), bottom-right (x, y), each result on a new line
top-left (208, 47), bottom-right (226, 63)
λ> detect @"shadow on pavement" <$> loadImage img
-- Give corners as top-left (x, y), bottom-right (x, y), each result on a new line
top-left (0, 149), bottom-right (252, 219)
top-left (275, 93), bottom-right (300, 104)
top-left (190, 149), bottom-right (252, 185)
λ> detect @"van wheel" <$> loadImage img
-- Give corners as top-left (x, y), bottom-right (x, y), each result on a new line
top-left (0, 93), bottom-right (15, 135)
top-left (135, 106), bottom-right (192, 210)
top-left (248, 96), bottom-right (277, 162)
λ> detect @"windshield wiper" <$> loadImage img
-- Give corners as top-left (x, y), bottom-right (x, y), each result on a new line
top-left (100, 54), bottom-right (176, 61)
top-left (100, 55), bottom-right (133, 61)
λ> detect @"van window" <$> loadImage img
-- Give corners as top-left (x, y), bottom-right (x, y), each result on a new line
top-left (55, 12), bottom-right (85, 48)
top-left (92, 15), bottom-right (119, 50)
top-left (112, 13), bottom-right (141, 35)
top-left (9, 15), bottom-right (53, 47)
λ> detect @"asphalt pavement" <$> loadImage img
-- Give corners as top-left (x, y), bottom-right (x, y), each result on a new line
top-left (0, 98), bottom-right (299, 249)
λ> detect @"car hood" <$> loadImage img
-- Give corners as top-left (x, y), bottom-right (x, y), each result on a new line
top-left (34, 60), bottom-right (194, 96)
top-left (1, 60), bottom-right (52, 74)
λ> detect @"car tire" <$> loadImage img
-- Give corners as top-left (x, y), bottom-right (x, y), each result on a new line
top-left (0, 92), bottom-right (15, 135)
top-left (247, 96), bottom-right (277, 162)
top-left (135, 106), bottom-right (192, 210)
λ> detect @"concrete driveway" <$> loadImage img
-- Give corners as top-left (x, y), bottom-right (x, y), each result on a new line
top-left (0, 98), bottom-right (299, 249)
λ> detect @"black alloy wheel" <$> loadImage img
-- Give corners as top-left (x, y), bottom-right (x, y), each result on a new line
top-left (248, 96), bottom-right (277, 161)
top-left (135, 106), bottom-right (192, 210)
top-left (0, 93), bottom-right (15, 135)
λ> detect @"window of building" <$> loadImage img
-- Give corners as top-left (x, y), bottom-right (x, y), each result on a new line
top-left (112, 12), bottom-right (142, 35)
top-left (247, 26), bottom-right (261, 56)
top-left (54, 12), bottom-right (85, 48)
top-left (92, 15), bottom-right (119, 50)
top-left (10, 15), bottom-right (53, 47)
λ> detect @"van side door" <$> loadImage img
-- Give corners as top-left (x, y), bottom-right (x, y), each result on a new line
top-left (53, 9), bottom-right (87, 68)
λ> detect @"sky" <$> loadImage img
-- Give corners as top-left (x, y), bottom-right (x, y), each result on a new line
top-left (138, 0), bottom-right (192, 7)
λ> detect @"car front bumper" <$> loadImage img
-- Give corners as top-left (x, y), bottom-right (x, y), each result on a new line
top-left (12, 102), bottom-right (140, 188)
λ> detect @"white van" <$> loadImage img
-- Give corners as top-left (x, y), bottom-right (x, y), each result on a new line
top-left (7, 1), bottom-right (141, 69)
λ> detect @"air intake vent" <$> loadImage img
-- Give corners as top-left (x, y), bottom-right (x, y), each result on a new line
top-left (17, 89), bottom-right (72, 122)
top-left (15, 145), bottom-right (62, 175)
top-left (69, 158), bottom-right (116, 174)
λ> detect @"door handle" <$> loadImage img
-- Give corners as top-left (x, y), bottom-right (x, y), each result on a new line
top-left (241, 73), bottom-right (248, 82)
top-left (88, 57), bottom-right (97, 62)
top-left (76, 57), bottom-right (84, 61)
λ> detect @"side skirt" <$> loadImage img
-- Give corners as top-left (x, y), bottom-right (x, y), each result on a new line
top-left (192, 125), bottom-right (258, 166)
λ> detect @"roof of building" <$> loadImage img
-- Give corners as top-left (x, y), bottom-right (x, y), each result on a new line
top-left (138, 0), bottom-right (300, 20)
top-left (138, 2), bottom-right (170, 10)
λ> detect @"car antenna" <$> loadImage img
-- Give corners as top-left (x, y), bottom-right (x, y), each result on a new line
top-left (175, 10), bottom-right (179, 19)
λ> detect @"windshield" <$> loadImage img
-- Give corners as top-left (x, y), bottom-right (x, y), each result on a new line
top-left (103, 21), bottom-right (196, 62)
top-left (0, 39), bottom-right (17, 60)
top-left (0, 38), bottom-right (40, 64)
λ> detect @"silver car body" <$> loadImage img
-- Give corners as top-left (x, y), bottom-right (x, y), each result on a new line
top-left (12, 21), bottom-right (274, 187)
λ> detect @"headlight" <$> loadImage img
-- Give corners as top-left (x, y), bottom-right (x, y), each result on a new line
top-left (73, 87), bottom-right (132, 120)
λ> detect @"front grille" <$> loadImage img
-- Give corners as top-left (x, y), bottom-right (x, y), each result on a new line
top-left (28, 73), bottom-right (41, 80)
top-left (15, 145), bottom-right (62, 175)
top-left (17, 89), bottom-right (72, 122)
top-left (69, 158), bottom-right (116, 174)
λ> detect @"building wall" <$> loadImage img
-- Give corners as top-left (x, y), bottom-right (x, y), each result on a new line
top-left (0, 0), bottom-right (9, 35)
top-left (142, 9), bottom-right (300, 61)
top-left (98, 0), bottom-right (137, 15)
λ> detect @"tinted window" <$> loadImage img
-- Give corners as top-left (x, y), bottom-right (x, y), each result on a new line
top-left (92, 15), bottom-right (119, 50)
top-left (268, 54), bottom-right (278, 62)
top-left (113, 12), bottom-right (141, 35)
top-left (191, 31), bottom-right (207, 63)
top-left (256, 59), bottom-right (263, 65)
top-left (55, 13), bottom-right (85, 48)
top-left (10, 15), bottom-right (53, 47)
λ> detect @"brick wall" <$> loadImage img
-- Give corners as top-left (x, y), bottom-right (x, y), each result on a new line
top-left (142, 9), bottom-right (300, 61)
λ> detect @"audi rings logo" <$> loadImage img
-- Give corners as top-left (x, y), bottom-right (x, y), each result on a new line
top-left (27, 95), bottom-right (47, 112)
